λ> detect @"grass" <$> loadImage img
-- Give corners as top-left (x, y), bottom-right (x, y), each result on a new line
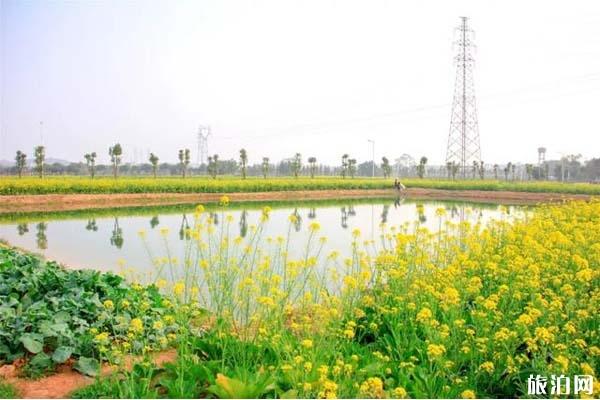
top-left (0, 380), bottom-right (18, 398)
top-left (0, 176), bottom-right (599, 195)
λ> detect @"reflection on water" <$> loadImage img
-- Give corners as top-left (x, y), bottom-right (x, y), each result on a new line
top-left (110, 218), bottom-right (124, 249)
top-left (36, 222), bottom-right (48, 250)
top-left (86, 218), bottom-right (98, 232)
top-left (17, 223), bottom-right (29, 236)
top-left (0, 198), bottom-right (524, 275)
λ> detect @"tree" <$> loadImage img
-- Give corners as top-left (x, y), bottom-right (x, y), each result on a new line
top-left (582, 158), bottom-right (600, 181)
top-left (451, 162), bottom-right (459, 180)
top-left (291, 153), bottom-right (302, 178)
top-left (179, 149), bottom-right (191, 178)
top-left (15, 151), bottom-right (27, 178)
top-left (446, 161), bottom-right (452, 180)
top-left (416, 156), bottom-right (427, 179)
top-left (381, 157), bottom-right (392, 178)
top-left (262, 157), bottom-right (270, 179)
top-left (525, 164), bottom-right (533, 181)
top-left (239, 149), bottom-right (248, 179)
top-left (108, 143), bottom-right (123, 178)
top-left (503, 163), bottom-right (511, 181)
top-left (34, 146), bottom-right (45, 178)
top-left (84, 152), bottom-right (97, 179)
top-left (564, 154), bottom-right (582, 181)
top-left (472, 161), bottom-right (478, 179)
top-left (149, 153), bottom-right (159, 178)
top-left (511, 163), bottom-right (516, 181)
top-left (341, 154), bottom-right (349, 178)
top-left (493, 164), bottom-right (499, 180)
top-left (348, 158), bottom-right (357, 178)
top-left (479, 161), bottom-right (485, 180)
top-left (308, 157), bottom-right (317, 178)
top-left (207, 154), bottom-right (219, 179)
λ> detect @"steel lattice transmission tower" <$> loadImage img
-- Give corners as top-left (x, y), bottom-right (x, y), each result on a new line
top-left (197, 125), bottom-right (211, 166)
top-left (445, 16), bottom-right (481, 178)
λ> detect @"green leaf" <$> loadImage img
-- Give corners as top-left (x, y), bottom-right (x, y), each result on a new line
top-left (280, 389), bottom-right (299, 399)
top-left (74, 357), bottom-right (99, 377)
top-left (20, 335), bottom-right (43, 354)
top-left (53, 311), bottom-right (71, 323)
top-left (52, 346), bottom-right (73, 363)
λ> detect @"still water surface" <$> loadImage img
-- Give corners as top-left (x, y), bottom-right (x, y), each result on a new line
top-left (0, 199), bottom-right (523, 275)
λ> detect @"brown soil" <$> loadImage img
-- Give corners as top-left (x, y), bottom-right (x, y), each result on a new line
top-left (0, 188), bottom-right (594, 214)
top-left (0, 350), bottom-right (176, 399)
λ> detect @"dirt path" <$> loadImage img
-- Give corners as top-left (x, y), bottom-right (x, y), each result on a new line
top-left (0, 188), bottom-right (594, 214)
top-left (0, 350), bottom-right (177, 398)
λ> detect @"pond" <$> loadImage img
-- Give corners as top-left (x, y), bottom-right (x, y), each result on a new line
top-left (0, 198), bottom-right (524, 279)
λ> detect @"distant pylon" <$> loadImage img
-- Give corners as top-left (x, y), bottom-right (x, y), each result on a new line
top-left (197, 125), bottom-right (211, 166)
top-left (445, 16), bottom-right (481, 178)
top-left (537, 147), bottom-right (546, 165)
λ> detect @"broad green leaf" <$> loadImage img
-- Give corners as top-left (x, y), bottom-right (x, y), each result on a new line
top-left (52, 346), bottom-right (73, 363)
top-left (28, 352), bottom-right (53, 374)
top-left (53, 311), bottom-right (71, 323)
top-left (74, 356), bottom-right (99, 377)
top-left (20, 335), bottom-right (43, 354)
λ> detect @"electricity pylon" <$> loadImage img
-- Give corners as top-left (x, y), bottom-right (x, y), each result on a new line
top-left (445, 16), bottom-right (481, 178)
top-left (197, 125), bottom-right (211, 166)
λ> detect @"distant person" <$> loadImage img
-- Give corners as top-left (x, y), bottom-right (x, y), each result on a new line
top-left (393, 179), bottom-right (406, 192)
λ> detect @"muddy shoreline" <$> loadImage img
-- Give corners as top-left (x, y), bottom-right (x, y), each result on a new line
top-left (0, 188), bottom-right (594, 214)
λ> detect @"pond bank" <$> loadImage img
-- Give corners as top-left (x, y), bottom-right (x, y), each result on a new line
top-left (0, 188), bottom-right (594, 213)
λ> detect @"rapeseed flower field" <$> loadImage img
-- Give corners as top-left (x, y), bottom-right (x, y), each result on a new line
top-left (1, 176), bottom-right (600, 195)
top-left (3, 199), bottom-right (599, 398)
top-left (90, 198), bottom-right (596, 398)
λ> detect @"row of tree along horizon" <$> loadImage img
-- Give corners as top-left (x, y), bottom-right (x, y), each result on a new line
top-left (7, 144), bottom-right (599, 182)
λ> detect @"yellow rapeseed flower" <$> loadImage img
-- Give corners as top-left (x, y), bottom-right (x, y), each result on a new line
top-left (427, 344), bottom-right (446, 359)
top-left (129, 318), bottom-right (144, 334)
top-left (219, 195), bottom-right (230, 206)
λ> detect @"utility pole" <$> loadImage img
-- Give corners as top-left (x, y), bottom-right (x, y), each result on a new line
top-left (368, 139), bottom-right (375, 178)
top-left (445, 17), bottom-right (481, 178)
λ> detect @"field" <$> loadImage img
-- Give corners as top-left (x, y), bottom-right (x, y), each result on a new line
top-left (1, 176), bottom-right (600, 195)
top-left (1, 199), bottom-right (598, 398)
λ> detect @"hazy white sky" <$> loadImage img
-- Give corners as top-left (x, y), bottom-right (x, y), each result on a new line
top-left (1, 0), bottom-right (600, 165)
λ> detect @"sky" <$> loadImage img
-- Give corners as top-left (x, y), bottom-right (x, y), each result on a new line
top-left (1, 0), bottom-right (600, 166)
